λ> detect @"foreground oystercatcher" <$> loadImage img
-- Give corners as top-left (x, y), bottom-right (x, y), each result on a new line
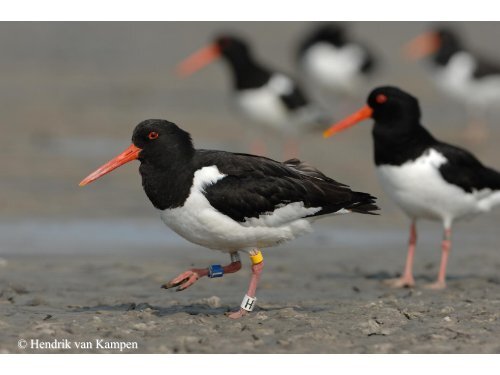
top-left (296, 23), bottom-right (376, 96)
top-left (177, 34), bottom-right (331, 156)
top-left (324, 86), bottom-right (500, 289)
top-left (80, 119), bottom-right (379, 318)
top-left (404, 26), bottom-right (500, 138)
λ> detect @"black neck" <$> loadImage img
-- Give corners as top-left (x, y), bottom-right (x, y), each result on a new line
top-left (139, 158), bottom-right (195, 210)
top-left (372, 122), bottom-right (436, 166)
top-left (223, 55), bottom-right (271, 90)
top-left (434, 36), bottom-right (463, 66)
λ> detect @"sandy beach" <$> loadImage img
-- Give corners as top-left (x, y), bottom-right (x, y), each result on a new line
top-left (1, 22), bottom-right (500, 354)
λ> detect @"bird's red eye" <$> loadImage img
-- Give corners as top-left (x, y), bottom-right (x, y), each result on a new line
top-left (376, 94), bottom-right (388, 104)
top-left (148, 131), bottom-right (159, 140)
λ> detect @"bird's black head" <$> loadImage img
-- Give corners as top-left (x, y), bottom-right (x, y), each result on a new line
top-left (214, 34), bottom-right (253, 64)
top-left (367, 87), bottom-right (435, 164)
top-left (366, 87), bottom-right (435, 156)
top-left (323, 86), bottom-right (422, 139)
top-left (323, 86), bottom-right (435, 166)
top-left (367, 86), bottom-right (421, 126)
top-left (79, 119), bottom-right (195, 187)
top-left (212, 34), bottom-right (270, 89)
top-left (433, 27), bottom-right (463, 65)
top-left (132, 119), bottom-right (194, 168)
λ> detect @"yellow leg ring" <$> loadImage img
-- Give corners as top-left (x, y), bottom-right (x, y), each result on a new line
top-left (249, 250), bottom-right (263, 265)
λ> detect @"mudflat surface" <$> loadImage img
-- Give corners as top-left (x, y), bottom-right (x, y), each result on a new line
top-left (1, 22), bottom-right (500, 353)
top-left (2, 238), bottom-right (500, 353)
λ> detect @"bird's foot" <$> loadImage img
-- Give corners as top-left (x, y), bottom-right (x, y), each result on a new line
top-left (225, 308), bottom-right (248, 319)
top-left (383, 276), bottom-right (415, 288)
top-left (161, 270), bottom-right (201, 291)
top-left (423, 281), bottom-right (446, 290)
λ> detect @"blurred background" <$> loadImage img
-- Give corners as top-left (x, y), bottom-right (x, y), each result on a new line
top-left (0, 21), bottom-right (499, 258)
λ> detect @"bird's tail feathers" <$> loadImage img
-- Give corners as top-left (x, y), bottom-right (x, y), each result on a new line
top-left (348, 191), bottom-right (380, 215)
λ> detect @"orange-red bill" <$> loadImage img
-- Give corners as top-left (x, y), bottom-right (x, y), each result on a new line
top-left (176, 44), bottom-right (221, 77)
top-left (403, 32), bottom-right (441, 60)
top-left (79, 144), bottom-right (142, 186)
top-left (323, 105), bottom-right (373, 138)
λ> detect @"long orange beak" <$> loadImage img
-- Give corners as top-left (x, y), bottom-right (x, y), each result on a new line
top-left (176, 44), bottom-right (221, 77)
top-left (403, 31), bottom-right (441, 60)
top-left (323, 105), bottom-right (373, 138)
top-left (79, 144), bottom-right (142, 186)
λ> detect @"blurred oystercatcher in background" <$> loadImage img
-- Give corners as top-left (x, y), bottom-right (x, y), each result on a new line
top-left (404, 26), bottom-right (500, 140)
top-left (177, 34), bottom-right (331, 158)
top-left (324, 86), bottom-right (500, 289)
top-left (80, 119), bottom-right (379, 318)
top-left (296, 23), bottom-right (376, 97)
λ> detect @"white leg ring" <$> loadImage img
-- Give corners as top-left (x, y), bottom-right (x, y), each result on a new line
top-left (240, 294), bottom-right (257, 312)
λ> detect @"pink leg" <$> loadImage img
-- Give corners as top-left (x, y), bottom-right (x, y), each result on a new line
top-left (385, 221), bottom-right (417, 288)
top-left (226, 261), bottom-right (264, 319)
top-left (283, 137), bottom-right (300, 160)
top-left (162, 255), bottom-right (242, 291)
top-left (425, 228), bottom-right (452, 290)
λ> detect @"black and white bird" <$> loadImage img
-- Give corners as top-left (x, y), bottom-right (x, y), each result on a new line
top-left (296, 23), bottom-right (376, 96)
top-left (177, 34), bottom-right (331, 157)
top-left (405, 26), bottom-right (500, 136)
top-left (324, 86), bottom-right (500, 289)
top-left (80, 119), bottom-right (379, 318)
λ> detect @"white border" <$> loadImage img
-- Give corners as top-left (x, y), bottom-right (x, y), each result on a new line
top-left (2, 354), bottom-right (500, 373)
top-left (1, 3), bottom-right (498, 370)
top-left (0, 0), bottom-right (499, 21)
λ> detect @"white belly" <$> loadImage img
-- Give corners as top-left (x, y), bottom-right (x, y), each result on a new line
top-left (161, 208), bottom-right (315, 253)
top-left (159, 166), bottom-right (321, 252)
top-left (235, 87), bottom-right (289, 131)
top-left (376, 149), bottom-right (492, 226)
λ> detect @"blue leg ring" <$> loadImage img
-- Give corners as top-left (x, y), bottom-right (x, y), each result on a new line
top-left (208, 264), bottom-right (224, 278)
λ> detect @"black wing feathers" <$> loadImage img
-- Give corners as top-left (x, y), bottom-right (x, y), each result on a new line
top-left (279, 85), bottom-right (309, 110)
top-left (472, 56), bottom-right (500, 79)
top-left (435, 143), bottom-right (500, 192)
top-left (198, 151), bottom-right (378, 223)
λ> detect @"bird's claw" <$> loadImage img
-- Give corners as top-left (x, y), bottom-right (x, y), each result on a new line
top-left (225, 308), bottom-right (248, 319)
top-left (161, 270), bottom-right (200, 291)
top-left (383, 276), bottom-right (415, 288)
top-left (423, 281), bottom-right (446, 290)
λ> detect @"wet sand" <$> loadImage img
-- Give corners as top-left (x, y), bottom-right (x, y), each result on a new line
top-left (1, 22), bottom-right (500, 353)
top-left (2, 232), bottom-right (500, 354)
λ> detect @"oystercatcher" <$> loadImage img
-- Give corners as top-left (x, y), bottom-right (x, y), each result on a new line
top-left (177, 34), bottom-right (331, 157)
top-left (296, 23), bottom-right (376, 96)
top-left (80, 119), bottom-right (379, 318)
top-left (324, 86), bottom-right (500, 289)
top-left (404, 26), bottom-right (500, 138)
